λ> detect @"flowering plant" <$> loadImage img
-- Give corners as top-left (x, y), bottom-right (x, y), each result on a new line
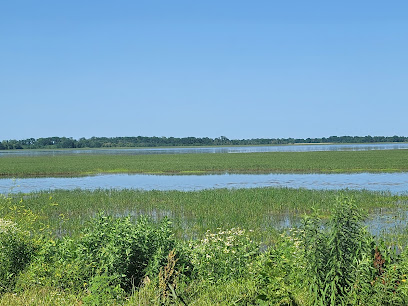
top-left (190, 228), bottom-right (258, 283)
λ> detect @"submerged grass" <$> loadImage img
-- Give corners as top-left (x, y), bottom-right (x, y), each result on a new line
top-left (0, 149), bottom-right (408, 177)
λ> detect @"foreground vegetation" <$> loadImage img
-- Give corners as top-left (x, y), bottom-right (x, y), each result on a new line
top-left (1, 149), bottom-right (408, 177)
top-left (2, 188), bottom-right (408, 304)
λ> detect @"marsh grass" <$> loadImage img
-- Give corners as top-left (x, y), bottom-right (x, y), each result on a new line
top-left (0, 149), bottom-right (407, 177)
top-left (1, 188), bottom-right (406, 243)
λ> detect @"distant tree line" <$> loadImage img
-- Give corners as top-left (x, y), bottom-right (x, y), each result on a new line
top-left (0, 135), bottom-right (407, 150)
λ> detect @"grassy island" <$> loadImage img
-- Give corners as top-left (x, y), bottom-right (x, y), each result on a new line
top-left (0, 149), bottom-right (408, 177)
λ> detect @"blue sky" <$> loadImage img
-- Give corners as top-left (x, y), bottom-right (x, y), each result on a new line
top-left (1, 1), bottom-right (407, 140)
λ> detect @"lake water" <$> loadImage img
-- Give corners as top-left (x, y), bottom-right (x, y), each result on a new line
top-left (1, 143), bottom-right (408, 157)
top-left (2, 172), bottom-right (408, 195)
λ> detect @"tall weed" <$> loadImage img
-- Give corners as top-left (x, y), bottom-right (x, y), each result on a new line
top-left (302, 197), bottom-right (374, 305)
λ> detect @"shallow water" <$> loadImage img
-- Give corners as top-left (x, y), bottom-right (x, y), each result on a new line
top-left (267, 206), bottom-right (408, 241)
top-left (1, 143), bottom-right (408, 157)
top-left (2, 172), bottom-right (408, 194)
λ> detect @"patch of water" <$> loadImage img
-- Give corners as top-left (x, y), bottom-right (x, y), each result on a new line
top-left (366, 206), bottom-right (408, 237)
top-left (265, 205), bottom-right (408, 239)
top-left (1, 172), bottom-right (408, 195)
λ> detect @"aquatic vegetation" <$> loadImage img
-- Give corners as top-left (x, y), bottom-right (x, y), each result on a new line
top-left (1, 187), bottom-right (406, 241)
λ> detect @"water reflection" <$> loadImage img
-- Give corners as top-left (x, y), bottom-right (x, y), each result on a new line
top-left (266, 206), bottom-right (408, 242)
top-left (367, 206), bottom-right (408, 237)
top-left (1, 143), bottom-right (408, 157)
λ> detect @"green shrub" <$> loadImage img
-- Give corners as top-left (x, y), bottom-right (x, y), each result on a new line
top-left (18, 214), bottom-right (181, 297)
top-left (16, 237), bottom-right (84, 291)
top-left (75, 214), bottom-right (173, 291)
top-left (82, 273), bottom-right (125, 306)
top-left (0, 219), bottom-right (37, 293)
top-left (256, 229), bottom-right (309, 305)
top-left (363, 245), bottom-right (408, 305)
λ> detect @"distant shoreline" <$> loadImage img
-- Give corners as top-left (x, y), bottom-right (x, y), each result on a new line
top-left (1, 141), bottom-right (408, 152)
top-left (1, 135), bottom-right (408, 150)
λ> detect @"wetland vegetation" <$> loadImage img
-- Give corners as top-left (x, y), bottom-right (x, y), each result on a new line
top-left (2, 188), bottom-right (408, 304)
top-left (1, 144), bottom-right (408, 304)
top-left (1, 149), bottom-right (408, 177)
top-left (2, 188), bottom-right (406, 240)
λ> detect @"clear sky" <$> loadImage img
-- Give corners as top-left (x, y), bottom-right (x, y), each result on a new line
top-left (1, 1), bottom-right (407, 140)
